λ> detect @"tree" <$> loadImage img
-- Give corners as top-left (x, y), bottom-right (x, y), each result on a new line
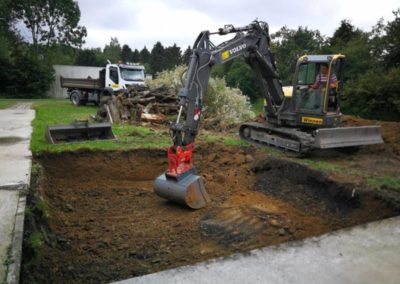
top-left (271, 26), bottom-right (326, 84)
top-left (344, 68), bottom-right (400, 120)
top-left (329, 20), bottom-right (378, 81)
top-left (103, 37), bottom-right (122, 63)
top-left (225, 59), bottom-right (261, 101)
top-left (181, 45), bottom-right (192, 65)
top-left (139, 46), bottom-right (151, 63)
top-left (13, 0), bottom-right (87, 47)
top-left (340, 33), bottom-right (375, 81)
top-left (330, 20), bottom-right (362, 47)
top-left (42, 43), bottom-right (76, 65)
top-left (383, 9), bottom-right (400, 68)
top-left (164, 43), bottom-right (181, 70)
top-left (0, 45), bottom-right (54, 98)
top-left (121, 44), bottom-right (132, 63)
top-left (0, 0), bottom-right (19, 40)
top-left (132, 49), bottom-right (140, 62)
top-left (75, 49), bottom-right (99, 66)
top-left (150, 41), bottom-right (165, 76)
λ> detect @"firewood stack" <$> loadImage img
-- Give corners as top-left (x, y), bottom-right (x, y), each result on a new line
top-left (96, 84), bottom-right (179, 124)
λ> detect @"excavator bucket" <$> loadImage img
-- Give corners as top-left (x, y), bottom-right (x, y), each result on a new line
top-left (45, 120), bottom-right (115, 144)
top-left (154, 144), bottom-right (210, 209)
top-left (314, 125), bottom-right (383, 149)
top-left (154, 173), bottom-right (210, 209)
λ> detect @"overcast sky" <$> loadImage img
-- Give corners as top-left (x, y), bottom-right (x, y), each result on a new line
top-left (77, 0), bottom-right (400, 50)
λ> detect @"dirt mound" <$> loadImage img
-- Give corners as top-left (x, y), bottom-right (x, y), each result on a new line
top-left (342, 115), bottom-right (400, 159)
top-left (21, 143), bottom-right (399, 283)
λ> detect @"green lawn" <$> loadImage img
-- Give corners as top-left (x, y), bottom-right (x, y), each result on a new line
top-left (30, 99), bottom-right (172, 153)
top-left (27, 99), bottom-right (253, 154)
top-left (367, 176), bottom-right (400, 192)
top-left (0, 98), bottom-right (263, 153)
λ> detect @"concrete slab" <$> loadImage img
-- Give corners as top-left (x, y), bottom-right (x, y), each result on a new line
top-left (0, 104), bottom-right (34, 283)
top-left (115, 216), bottom-right (400, 284)
top-left (0, 108), bottom-right (34, 188)
top-left (0, 109), bottom-right (35, 140)
top-left (0, 143), bottom-right (32, 188)
top-left (6, 195), bottom-right (27, 284)
top-left (0, 190), bottom-right (20, 280)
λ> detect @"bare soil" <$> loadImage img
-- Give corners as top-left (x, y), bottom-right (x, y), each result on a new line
top-left (342, 115), bottom-right (400, 160)
top-left (21, 142), bottom-right (400, 283)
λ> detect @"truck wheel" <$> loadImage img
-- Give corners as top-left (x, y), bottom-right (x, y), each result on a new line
top-left (70, 91), bottom-right (82, 106)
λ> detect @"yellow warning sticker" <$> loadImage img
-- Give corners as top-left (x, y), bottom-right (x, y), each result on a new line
top-left (301, 116), bottom-right (323, 125)
top-left (221, 50), bottom-right (230, 61)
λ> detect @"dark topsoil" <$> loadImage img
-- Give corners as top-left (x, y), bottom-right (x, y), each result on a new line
top-left (21, 141), bottom-right (400, 284)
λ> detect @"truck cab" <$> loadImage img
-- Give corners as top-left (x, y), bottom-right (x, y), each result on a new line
top-left (105, 63), bottom-right (146, 92)
top-left (61, 62), bottom-right (146, 106)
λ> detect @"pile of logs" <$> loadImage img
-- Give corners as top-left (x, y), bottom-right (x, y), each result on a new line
top-left (96, 85), bottom-right (179, 124)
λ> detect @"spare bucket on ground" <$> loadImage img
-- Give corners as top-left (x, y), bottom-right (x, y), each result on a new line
top-left (45, 120), bottom-right (115, 144)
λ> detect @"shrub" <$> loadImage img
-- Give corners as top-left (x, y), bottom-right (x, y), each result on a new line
top-left (343, 68), bottom-right (400, 120)
top-left (146, 66), bottom-right (255, 126)
top-left (0, 48), bottom-right (54, 98)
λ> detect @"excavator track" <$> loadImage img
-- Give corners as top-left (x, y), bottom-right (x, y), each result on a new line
top-left (239, 122), bottom-right (315, 154)
top-left (239, 122), bottom-right (383, 154)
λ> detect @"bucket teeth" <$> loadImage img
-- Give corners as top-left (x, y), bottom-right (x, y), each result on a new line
top-left (154, 173), bottom-right (210, 209)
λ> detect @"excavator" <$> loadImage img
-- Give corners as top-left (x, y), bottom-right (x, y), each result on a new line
top-left (154, 20), bottom-right (383, 209)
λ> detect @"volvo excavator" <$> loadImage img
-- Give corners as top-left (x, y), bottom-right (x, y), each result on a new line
top-left (154, 20), bottom-right (383, 209)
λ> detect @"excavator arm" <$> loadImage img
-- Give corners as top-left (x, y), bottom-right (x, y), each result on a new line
top-left (154, 20), bottom-right (285, 209)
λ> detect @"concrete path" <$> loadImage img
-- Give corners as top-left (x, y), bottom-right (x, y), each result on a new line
top-left (0, 103), bottom-right (34, 284)
top-left (115, 216), bottom-right (400, 284)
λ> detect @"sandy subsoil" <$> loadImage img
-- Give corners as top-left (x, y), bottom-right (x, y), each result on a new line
top-left (21, 142), bottom-right (399, 283)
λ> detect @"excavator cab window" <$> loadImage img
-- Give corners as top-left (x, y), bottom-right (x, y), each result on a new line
top-left (294, 62), bottom-right (324, 113)
top-left (297, 62), bottom-right (317, 85)
top-left (294, 60), bottom-right (345, 114)
top-left (325, 58), bottom-right (344, 113)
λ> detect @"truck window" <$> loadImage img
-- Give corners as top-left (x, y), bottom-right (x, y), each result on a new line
top-left (109, 66), bottom-right (119, 84)
top-left (120, 68), bottom-right (145, 82)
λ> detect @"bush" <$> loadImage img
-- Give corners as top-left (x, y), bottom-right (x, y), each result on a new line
top-left (0, 48), bottom-right (54, 98)
top-left (147, 65), bottom-right (255, 126)
top-left (225, 60), bottom-right (261, 101)
top-left (343, 68), bottom-right (400, 120)
top-left (205, 77), bottom-right (255, 125)
top-left (145, 65), bottom-right (185, 94)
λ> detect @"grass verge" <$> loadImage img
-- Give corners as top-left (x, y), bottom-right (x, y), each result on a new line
top-left (367, 176), bottom-right (400, 192)
top-left (30, 99), bottom-right (172, 153)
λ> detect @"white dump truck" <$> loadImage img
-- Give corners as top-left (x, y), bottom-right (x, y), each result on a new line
top-left (60, 62), bottom-right (146, 105)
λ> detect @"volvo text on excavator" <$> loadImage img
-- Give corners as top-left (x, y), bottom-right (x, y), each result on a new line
top-left (153, 20), bottom-right (383, 209)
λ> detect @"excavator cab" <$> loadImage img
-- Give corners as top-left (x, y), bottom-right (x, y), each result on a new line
top-left (291, 55), bottom-right (345, 128)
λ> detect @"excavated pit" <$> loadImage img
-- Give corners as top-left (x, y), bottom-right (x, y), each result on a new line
top-left (21, 143), bottom-right (399, 283)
